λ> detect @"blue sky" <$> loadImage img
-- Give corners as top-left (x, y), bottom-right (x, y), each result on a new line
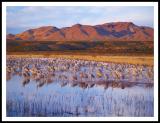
top-left (7, 6), bottom-right (154, 34)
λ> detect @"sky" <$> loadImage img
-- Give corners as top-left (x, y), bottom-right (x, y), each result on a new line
top-left (6, 6), bottom-right (154, 34)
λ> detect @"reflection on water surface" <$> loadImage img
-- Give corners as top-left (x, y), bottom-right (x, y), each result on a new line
top-left (6, 57), bottom-right (154, 117)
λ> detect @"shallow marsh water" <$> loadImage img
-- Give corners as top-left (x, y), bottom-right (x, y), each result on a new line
top-left (6, 57), bottom-right (154, 117)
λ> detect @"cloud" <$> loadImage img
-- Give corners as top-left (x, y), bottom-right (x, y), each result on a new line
top-left (6, 6), bottom-right (154, 34)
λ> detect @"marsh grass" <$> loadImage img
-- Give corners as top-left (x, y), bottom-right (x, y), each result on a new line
top-left (6, 86), bottom-right (154, 117)
top-left (7, 54), bottom-right (153, 66)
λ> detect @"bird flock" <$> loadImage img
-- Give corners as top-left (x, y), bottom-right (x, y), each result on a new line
top-left (6, 56), bottom-right (154, 89)
top-left (6, 56), bottom-right (154, 117)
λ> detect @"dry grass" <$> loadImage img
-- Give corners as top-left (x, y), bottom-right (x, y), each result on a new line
top-left (7, 54), bottom-right (153, 66)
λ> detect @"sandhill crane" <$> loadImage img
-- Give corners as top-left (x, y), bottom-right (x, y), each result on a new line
top-left (6, 56), bottom-right (154, 89)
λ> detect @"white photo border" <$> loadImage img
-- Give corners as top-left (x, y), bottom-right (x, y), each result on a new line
top-left (2, 2), bottom-right (159, 121)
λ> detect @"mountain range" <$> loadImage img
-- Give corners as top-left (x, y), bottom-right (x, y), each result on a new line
top-left (7, 22), bottom-right (153, 41)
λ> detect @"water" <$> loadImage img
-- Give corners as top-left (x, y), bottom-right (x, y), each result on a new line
top-left (6, 57), bottom-right (154, 117)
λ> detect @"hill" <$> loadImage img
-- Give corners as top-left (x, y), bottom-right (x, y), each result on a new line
top-left (7, 22), bottom-right (153, 41)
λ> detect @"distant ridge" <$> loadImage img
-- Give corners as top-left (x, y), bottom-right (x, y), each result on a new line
top-left (7, 22), bottom-right (153, 41)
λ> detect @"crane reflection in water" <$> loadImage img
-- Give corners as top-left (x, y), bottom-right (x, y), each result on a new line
top-left (6, 57), bottom-right (154, 117)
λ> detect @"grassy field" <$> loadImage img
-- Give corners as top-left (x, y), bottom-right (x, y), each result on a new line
top-left (7, 54), bottom-right (153, 66)
top-left (7, 40), bottom-right (153, 66)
